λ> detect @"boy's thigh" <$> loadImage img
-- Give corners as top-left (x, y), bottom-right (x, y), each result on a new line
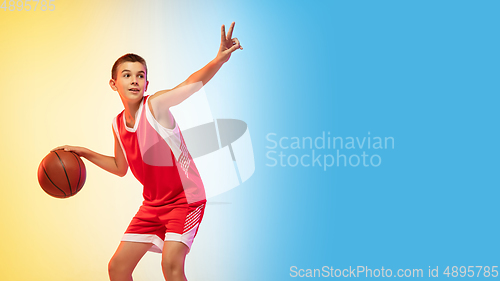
top-left (162, 241), bottom-right (189, 264)
top-left (110, 241), bottom-right (153, 266)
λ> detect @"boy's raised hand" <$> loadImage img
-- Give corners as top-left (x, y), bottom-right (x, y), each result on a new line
top-left (216, 22), bottom-right (243, 64)
top-left (150, 22), bottom-right (242, 111)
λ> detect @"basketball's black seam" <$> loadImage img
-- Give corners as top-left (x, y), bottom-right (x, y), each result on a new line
top-left (44, 189), bottom-right (67, 198)
top-left (42, 165), bottom-right (67, 197)
top-left (71, 152), bottom-right (82, 193)
top-left (54, 151), bottom-right (73, 196)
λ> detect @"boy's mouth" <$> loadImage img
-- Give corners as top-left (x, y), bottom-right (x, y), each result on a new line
top-left (129, 88), bottom-right (140, 92)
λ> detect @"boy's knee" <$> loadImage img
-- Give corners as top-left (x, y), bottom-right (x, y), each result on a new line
top-left (161, 258), bottom-right (184, 276)
top-left (108, 257), bottom-right (130, 277)
top-left (108, 258), bottom-right (118, 275)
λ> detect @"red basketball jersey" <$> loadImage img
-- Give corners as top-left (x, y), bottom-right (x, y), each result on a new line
top-left (113, 95), bottom-right (206, 207)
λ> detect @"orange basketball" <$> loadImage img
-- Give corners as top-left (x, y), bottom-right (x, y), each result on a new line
top-left (37, 150), bottom-right (86, 198)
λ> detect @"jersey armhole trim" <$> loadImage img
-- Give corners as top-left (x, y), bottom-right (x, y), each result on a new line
top-left (113, 116), bottom-right (129, 166)
top-left (146, 95), bottom-right (178, 132)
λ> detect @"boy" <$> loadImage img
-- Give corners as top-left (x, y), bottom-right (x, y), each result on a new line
top-left (52, 22), bottom-right (242, 281)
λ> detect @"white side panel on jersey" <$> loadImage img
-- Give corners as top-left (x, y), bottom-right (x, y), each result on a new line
top-left (144, 95), bottom-right (183, 162)
top-left (113, 117), bottom-right (129, 165)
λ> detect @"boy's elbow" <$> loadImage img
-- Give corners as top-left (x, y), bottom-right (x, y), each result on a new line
top-left (115, 167), bottom-right (128, 177)
top-left (118, 170), bottom-right (127, 177)
top-left (113, 158), bottom-right (128, 177)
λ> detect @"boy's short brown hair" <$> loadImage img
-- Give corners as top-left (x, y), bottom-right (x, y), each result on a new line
top-left (111, 53), bottom-right (148, 80)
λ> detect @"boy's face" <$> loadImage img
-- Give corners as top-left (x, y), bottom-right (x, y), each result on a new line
top-left (109, 61), bottom-right (149, 102)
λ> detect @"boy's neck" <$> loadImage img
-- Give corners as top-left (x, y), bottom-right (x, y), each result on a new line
top-left (122, 96), bottom-right (144, 127)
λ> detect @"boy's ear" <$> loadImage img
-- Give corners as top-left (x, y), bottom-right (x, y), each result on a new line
top-left (145, 80), bottom-right (149, 92)
top-left (109, 79), bottom-right (117, 91)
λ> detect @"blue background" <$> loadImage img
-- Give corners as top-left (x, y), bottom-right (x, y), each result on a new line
top-left (210, 0), bottom-right (500, 279)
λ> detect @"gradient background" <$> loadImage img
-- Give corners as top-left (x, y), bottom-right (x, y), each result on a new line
top-left (1, 0), bottom-right (499, 280)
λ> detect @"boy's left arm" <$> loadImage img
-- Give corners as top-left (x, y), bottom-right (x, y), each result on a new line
top-left (149, 22), bottom-right (242, 120)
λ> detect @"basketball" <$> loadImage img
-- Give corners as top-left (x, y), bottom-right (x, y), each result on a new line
top-left (37, 150), bottom-right (87, 198)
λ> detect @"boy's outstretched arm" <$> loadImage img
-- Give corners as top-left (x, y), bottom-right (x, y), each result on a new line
top-left (149, 22), bottom-right (242, 120)
top-left (50, 129), bottom-right (128, 177)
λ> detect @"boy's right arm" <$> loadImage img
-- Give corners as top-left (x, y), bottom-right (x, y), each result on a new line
top-left (50, 129), bottom-right (128, 177)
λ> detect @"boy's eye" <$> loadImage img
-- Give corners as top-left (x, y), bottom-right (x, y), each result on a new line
top-left (139, 75), bottom-right (144, 78)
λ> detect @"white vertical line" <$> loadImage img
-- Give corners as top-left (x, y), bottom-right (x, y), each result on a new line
top-left (233, 160), bottom-right (242, 185)
top-left (214, 119), bottom-right (222, 149)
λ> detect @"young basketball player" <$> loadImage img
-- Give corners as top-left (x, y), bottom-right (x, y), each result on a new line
top-left (52, 22), bottom-right (242, 281)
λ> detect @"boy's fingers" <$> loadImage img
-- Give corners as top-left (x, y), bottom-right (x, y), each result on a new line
top-left (221, 24), bottom-right (226, 43)
top-left (226, 21), bottom-right (235, 40)
top-left (227, 40), bottom-right (241, 53)
top-left (51, 146), bottom-right (71, 152)
top-left (230, 38), bottom-right (242, 51)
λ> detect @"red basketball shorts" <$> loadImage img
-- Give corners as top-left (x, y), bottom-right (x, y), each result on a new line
top-left (122, 203), bottom-right (205, 253)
